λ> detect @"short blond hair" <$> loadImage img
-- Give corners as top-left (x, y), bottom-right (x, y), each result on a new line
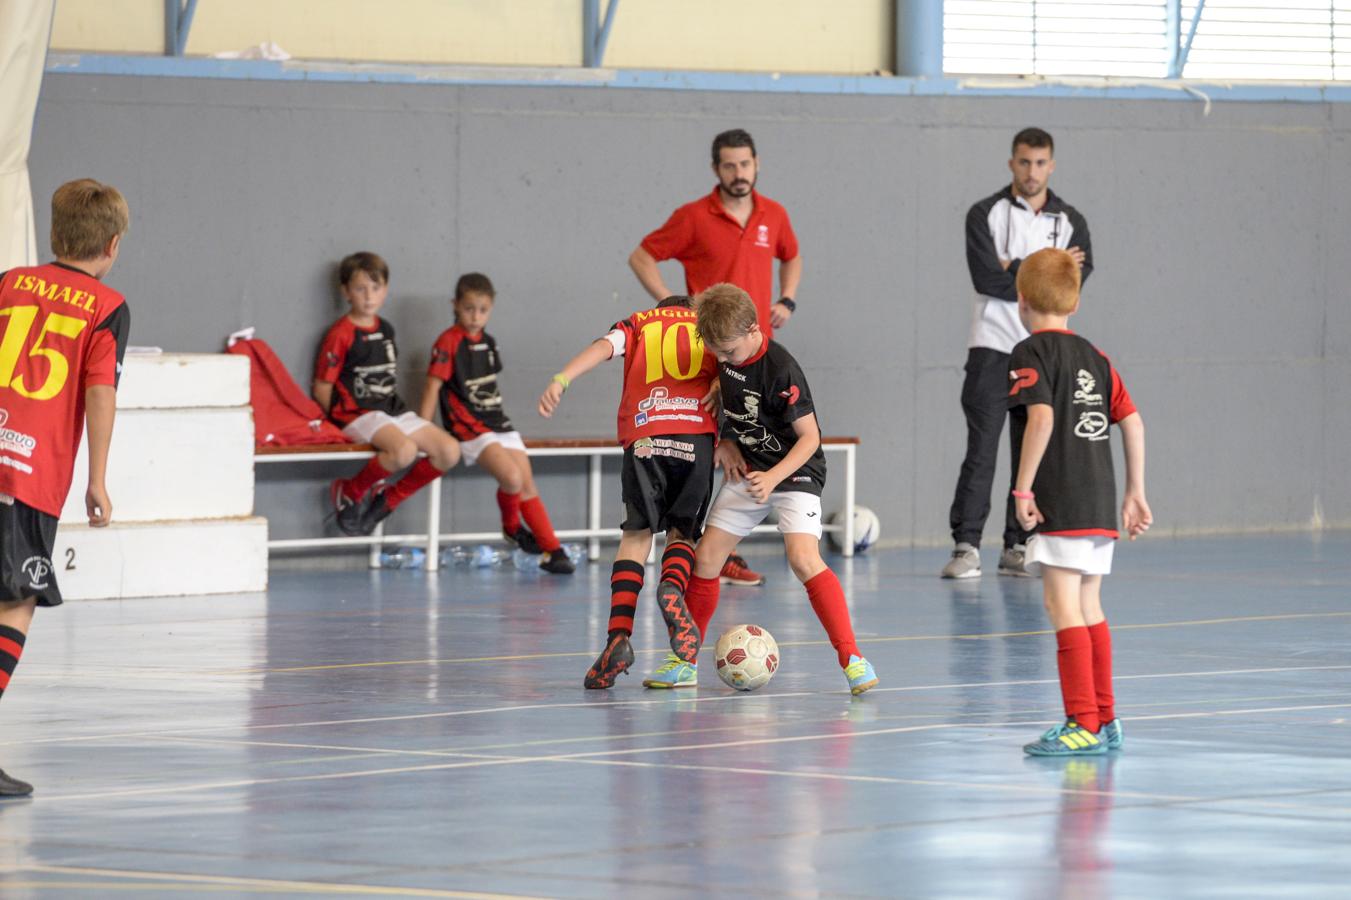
top-left (51, 179), bottom-right (128, 260)
top-left (1016, 247), bottom-right (1081, 315)
top-left (695, 283), bottom-right (757, 345)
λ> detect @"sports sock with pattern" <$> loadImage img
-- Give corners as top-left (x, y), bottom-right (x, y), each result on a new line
top-left (496, 489), bottom-right (522, 535)
top-left (683, 573), bottom-right (722, 640)
top-left (1056, 625), bottom-right (1100, 733)
top-left (383, 458), bottom-right (445, 511)
top-left (1088, 620), bottom-right (1115, 724)
top-left (0, 625), bottom-right (26, 700)
top-left (804, 569), bottom-right (862, 667)
top-left (659, 543), bottom-right (694, 593)
top-left (608, 560), bottom-right (645, 636)
top-left (520, 497), bottom-right (561, 553)
top-left (346, 458), bottom-right (391, 502)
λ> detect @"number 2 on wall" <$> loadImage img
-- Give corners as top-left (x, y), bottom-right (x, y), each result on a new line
top-left (639, 320), bottom-right (704, 383)
top-left (0, 305), bottom-right (89, 401)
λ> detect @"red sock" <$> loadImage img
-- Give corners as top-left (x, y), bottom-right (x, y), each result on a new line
top-left (347, 458), bottom-right (391, 501)
top-left (608, 560), bottom-right (644, 636)
top-left (0, 624), bottom-right (26, 698)
top-left (1088, 620), bottom-right (1116, 724)
top-left (521, 496), bottom-right (561, 552)
top-left (659, 543), bottom-right (695, 593)
top-left (1056, 626), bottom-right (1100, 733)
top-left (684, 574), bottom-right (722, 641)
top-left (497, 489), bottom-right (522, 534)
top-left (383, 458), bottom-right (445, 512)
top-left (805, 569), bottom-right (862, 667)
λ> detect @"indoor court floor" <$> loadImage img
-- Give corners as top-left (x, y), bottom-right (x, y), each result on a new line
top-left (1, 532), bottom-right (1348, 898)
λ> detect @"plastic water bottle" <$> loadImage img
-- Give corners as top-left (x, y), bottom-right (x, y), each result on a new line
top-left (440, 545), bottom-right (503, 568)
top-left (511, 548), bottom-right (538, 570)
top-left (563, 543), bottom-right (586, 566)
top-left (472, 544), bottom-right (504, 568)
top-left (441, 545), bottom-right (473, 567)
top-left (379, 546), bottom-right (426, 569)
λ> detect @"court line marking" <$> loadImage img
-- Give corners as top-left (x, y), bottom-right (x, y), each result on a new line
top-left (207, 610), bottom-right (1351, 674)
top-left (0, 864), bottom-right (547, 898)
top-left (29, 702), bottom-right (1351, 805)
top-left (6, 663), bottom-right (1349, 748)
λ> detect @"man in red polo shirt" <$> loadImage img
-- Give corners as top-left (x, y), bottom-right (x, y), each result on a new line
top-left (630, 129), bottom-right (801, 343)
top-left (629, 129), bottom-right (801, 588)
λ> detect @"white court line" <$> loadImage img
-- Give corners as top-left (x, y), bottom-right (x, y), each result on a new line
top-left (6, 663), bottom-right (1350, 749)
top-left (31, 702), bottom-right (1351, 805)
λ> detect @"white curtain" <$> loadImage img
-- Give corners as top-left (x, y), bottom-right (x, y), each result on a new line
top-left (0, 0), bottom-right (57, 271)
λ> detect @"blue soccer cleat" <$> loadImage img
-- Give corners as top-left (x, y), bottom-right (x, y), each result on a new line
top-left (642, 653), bottom-right (697, 689)
top-left (844, 655), bottom-right (878, 695)
top-left (1023, 721), bottom-right (1108, 756)
top-left (1101, 718), bottom-right (1124, 751)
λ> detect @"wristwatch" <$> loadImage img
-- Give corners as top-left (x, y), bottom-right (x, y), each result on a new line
top-left (777, 297), bottom-right (797, 312)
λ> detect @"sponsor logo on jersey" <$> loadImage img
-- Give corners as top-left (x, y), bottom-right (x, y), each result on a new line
top-left (1073, 369), bottom-right (1103, 406)
top-left (0, 410), bottom-right (38, 458)
top-left (633, 387), bottom-right (701, 427)
top-left (779, 386), bottom-right (800, 405)
top-left (1074, 411), bottom-right (1109, 441)
top-left (22, 555), bottom-right (51, 590)
top-left (631, 436), bottom-right (696, 462)
top-left (1009, 368), bottom-right (1039, 395)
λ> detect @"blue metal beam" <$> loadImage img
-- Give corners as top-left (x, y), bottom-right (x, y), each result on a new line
top-left (1166, 0), bottom-right (1181, 77)
top-left (164, 0), bottom-right (199, 57)
top-left (895, 0), bottom-right (943, 78)
top-left (1176, 0), bottom-right (1206, 78)
top-left (583, 0), bottom-right (620, 68)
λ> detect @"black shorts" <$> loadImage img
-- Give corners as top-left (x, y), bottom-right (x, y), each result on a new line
top-left (0, 498), bottom-right (62, 607)
top-left (620, 433), bottom-right (715, 540)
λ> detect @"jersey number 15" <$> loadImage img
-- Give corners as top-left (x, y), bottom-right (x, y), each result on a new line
top-left (0, 305), bottom-right (90, 401)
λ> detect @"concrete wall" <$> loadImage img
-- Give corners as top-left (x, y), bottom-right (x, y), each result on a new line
top-left (28, 73), bottom-right (1351, 549)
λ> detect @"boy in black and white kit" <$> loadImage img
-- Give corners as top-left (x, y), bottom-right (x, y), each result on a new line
top-left (653, 283), bottom-right (878, 694)
top-left (1008, 248), bottom-right (1151, 756)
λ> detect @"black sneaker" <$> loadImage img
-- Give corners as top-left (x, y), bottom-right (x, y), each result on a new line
top-left (330, 479), bottom-right (365, 536)
top-left (505, 525), bottom-right (543, 554)
top-left (0, 768), bottom-right (33, 797)
top-left (584, 631), bottom-right (635, 689)
top-left (356, 488), bottom-right (394, 536)
top-left (656, 580), bottom-right (701, 663)
top-left (538, 549), bottom-right (575, 575)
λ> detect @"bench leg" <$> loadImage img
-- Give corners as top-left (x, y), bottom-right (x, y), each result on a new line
top-left (588, 453), bottom-right (602, 562)
top-left (426, 476), bottom-right (442, 571)
top-left (843, 444), bottom-right (856, 557)
top-left (369, 523), bottom-right (383, 569)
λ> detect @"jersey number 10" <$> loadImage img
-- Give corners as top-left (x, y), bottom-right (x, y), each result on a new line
top-left (0, 305), bottom-right (90, 401)
top-left (639, 320), bottom-right (704, 384)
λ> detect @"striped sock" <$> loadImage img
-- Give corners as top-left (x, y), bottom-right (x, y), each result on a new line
top-left (659, 542), bottom-right (695, 593)
top-left (496, 489), bottom-right (522, 535)
top-left (521, 497), bottom-right (561, 553)
top-left (804, 569), bottom-right (862, 667)
top-left (1088, 620), bottom-right (1115, 724)
top-left (383, 458), bottom-right (446, 512)
top-left (0, 625), bottom-right (27, 699)
top-left (1056, 626), bottom-right (1100, 733)
top-left (608, 560), bottom-right (645, 636)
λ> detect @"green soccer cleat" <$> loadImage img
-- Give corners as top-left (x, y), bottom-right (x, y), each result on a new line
top-left (1023, 721), bottom-right (1108, 756)
top-left (844, 655), bottom-right (879, 695)
top-left (642, 653), bottom-right (697, 689)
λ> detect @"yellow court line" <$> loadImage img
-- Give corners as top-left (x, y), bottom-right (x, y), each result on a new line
top-left (33, 702), bottom-right (1351, 805)
top-left (0, 865), bottom-right (546, 899)
top-left (225, 610), bottom-right (1351, 674)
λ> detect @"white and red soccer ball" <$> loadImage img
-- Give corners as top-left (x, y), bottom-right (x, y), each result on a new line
top-left (714, 623), bottom-right (780, 691)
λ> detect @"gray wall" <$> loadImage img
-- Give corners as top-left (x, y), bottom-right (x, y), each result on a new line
top-left (29, 74), bottom-right (1351, 548)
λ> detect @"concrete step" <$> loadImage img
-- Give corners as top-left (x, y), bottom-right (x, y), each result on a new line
top-left (51, 516), bottom-right (268, 600)
top-left (118, 352), bottom-right (249, 409)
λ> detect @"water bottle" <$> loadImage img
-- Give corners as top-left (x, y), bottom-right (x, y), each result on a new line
top-left (379, 546), bottom-right (426, 569)
top-left (563, 543), bottom-right (586, 566)
top-left (511, 548), bottom-right (538, 570)
top-left (472, 544), bottom-right (504, 568)
top-left (440, 545), bottom-right (473, 567)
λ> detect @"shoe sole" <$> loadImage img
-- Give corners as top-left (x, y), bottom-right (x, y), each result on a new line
top-left (941, 568), bottom-right (981, 579)
top-left (850, 678), bottom-right (879, 695)
top-left (998, 568), bottom-right (1034, 578)
top-left (720, 575), bottom-right (766, 586)
top-left (1023, 743), bottom-right (1108, 756)
top-left (641, 678), bottom-right (697, 689)
top-left (657, 581), bottom-right (700, 663)
top-left (584, 659), bottom-right (632, 690)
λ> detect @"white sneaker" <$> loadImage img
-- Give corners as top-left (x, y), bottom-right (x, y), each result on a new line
top-left (941, 543), bottom-right (981, 579)
top-left (998, 543), bottom-right (1034, 577)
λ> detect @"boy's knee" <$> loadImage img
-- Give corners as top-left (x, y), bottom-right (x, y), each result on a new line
top-left (498, 469), bottom-right (523, 494)
top-left (787, 551), bottom-right (824, 582)
top-left (390, 441), bottom-right (419, 470)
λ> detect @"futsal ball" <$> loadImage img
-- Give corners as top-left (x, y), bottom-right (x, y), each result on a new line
top-left (714, 624), bottom-right (780, 691)
top-left (825, 505), bottom-right (881, 554)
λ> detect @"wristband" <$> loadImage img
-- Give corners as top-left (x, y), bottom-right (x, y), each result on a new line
top-left (1011, 489), bottom-right (1035, 500)
top-left (552, 373), bottom-right (570, 391)
top-left (777, 297), bottom-right (797, 312)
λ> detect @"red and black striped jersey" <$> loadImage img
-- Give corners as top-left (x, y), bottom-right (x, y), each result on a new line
top-left (1008, 329), bottom-right (1137, 538)
top-left (718, 339), bottom-right (826, 496)
top-left (313, 315), bottom-right (408, 426)
top-left (427, 325), bottom-right (512, 440)
top-left (605, 304), bottom-right (717, 447)
top-left (0, 263), bottom-right (130, 517)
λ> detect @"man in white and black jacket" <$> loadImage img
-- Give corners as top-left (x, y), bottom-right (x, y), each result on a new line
top-left (942, 127), bottom-right (1093, 579)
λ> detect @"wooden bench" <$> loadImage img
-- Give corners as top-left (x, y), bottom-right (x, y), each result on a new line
top-left (256, 436), bottom-right (860, 569)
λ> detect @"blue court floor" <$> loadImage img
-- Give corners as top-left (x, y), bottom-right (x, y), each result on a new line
top-left (1, 532), bottom-right (1349, 898)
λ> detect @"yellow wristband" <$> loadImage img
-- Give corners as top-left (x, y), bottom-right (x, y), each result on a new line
top-left (552, 373), bottom-right (570, 390)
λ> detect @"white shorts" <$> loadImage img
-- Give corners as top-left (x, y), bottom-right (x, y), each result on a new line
top-left (459, 430), bottom-right (527, 467)
top-left (342, 410), bottom-right (431, 445)
top-left (1025, 534), bottom-right (1116, 576)
top-left (705, 480), bottom-right (823, 539)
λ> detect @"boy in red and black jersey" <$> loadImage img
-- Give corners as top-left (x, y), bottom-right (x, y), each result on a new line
top-left (420, 273), bottom-right (571, 574)
top-left (672, 284), bottom-right (880, 695)
top-left (313, 253), bottom-right (460, 536)
top-left (1008, 248), bottom-right (1151, 757)
top-left (539, 295), bottom-right (719, 688)
top-left (0, 179), bottom-right (132, 797)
